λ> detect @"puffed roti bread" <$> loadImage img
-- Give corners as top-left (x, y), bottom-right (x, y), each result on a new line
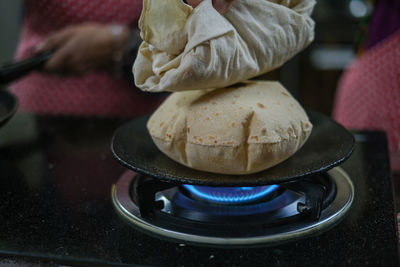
top-left (147, 81), bottom-right (313, 175)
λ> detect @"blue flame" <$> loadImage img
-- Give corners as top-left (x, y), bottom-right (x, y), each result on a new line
top-left (182, 184), bottom-right (279, 204)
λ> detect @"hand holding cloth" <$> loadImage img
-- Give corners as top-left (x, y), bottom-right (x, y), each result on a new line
top-left (133, 0), bottom-right (316, 92)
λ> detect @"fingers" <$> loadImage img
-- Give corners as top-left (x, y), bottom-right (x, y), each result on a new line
top-left (186, 0), bottom-right (235, 14)
top-left (43, 42), bottom-right (72, 74)
top-left (43, 37), bottom-right (90, 75)
top-left (40, 24), bottom-right (116, 75)
top-left (45, 47), bottom-right (92, 75)
top-left (212, 0), bottom-right (235, 14)
top-left (35, 27), bottom-right (76, 54)
top-left (186, 0), bottom-right (203, 8)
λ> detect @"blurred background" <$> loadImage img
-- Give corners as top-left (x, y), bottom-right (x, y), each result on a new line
top-left (0, 0), bottom-right (24, 63)
top-left (0, 0), bottom-right (372, 116)
top-left (260, 0), bottom-right (373, 116)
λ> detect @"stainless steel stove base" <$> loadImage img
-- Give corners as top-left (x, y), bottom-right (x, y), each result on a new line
top-left (112, 167), bottom-right (354, 246)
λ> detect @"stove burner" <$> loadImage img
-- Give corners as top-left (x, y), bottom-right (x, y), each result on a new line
top-left (181, 184), bottom-right (280, 204)
top-left (112, 167), bottom-right (354, 246)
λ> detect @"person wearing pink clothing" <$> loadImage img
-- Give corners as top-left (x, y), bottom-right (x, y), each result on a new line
top-left (333, 1), bottom-right (400, 173)
top-left (10, 0), bottom-right (234, 117)
top-left (333, 0), bottom-right (400, 237)
top-left (9, 0), bottom-right (163, 117)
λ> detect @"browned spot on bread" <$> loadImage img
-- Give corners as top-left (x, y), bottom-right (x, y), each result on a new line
top-left (212, 101), bottom-right (217, 105)
top-left (172, 114), bottom-right (177, 120)
top-left (250, 136), bottom-right (259, 141)
top-left (193, 136), bottom-right (197, 139)
top-left (257, 103), bottom-right (265, 109)
top-left (203, 107), bottom-right (208, 111)
top-left (187, 127), bottom-right (190, 133)
top-left (214, 140), bottom-right (218, 144)
top-left (231, 122), bottom-right (236, 127)
top-left (261, 128), bottom-right (267, 135)
top-left (232, 101), bottom-right (236, 104)
top-left (281, 92), bottom-right (289, 96)
top-left (160, 122), bottom-right (164, 127)
top-left (199, 138), bottom-right (203, 142)
top-left (208, 136), bottom-right (215, 140)
top-left (206, 117), bottom-right (211, 121)
top-left (226, 141), bottom-right (235, 145)
top-left (166, 134), bottom-right (172, 139)
top-left (215, 112), bottom-right (220, 116)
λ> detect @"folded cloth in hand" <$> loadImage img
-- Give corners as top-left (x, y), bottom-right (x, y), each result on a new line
top-left (133, 0), bottom-right (316, 92)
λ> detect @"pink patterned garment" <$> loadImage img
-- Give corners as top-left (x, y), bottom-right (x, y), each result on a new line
top-left (10, 0), bottom-right (162, 117)
top-left (333, 30), bottom-right (400, 171)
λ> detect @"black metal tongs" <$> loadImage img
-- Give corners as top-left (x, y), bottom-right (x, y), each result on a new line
top-left (0, 51), bottom-right (52, 85)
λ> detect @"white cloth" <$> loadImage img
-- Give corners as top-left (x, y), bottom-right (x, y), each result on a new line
top-left (133, 0), bottom-right (316, 92)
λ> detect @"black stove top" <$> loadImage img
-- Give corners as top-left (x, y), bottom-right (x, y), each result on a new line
top-left (0, 113), bottom-right (398, 266)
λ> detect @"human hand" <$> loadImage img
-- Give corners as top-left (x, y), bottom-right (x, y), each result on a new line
top-left (186, 0), bottom-right (235, 14)
top-left (36, 23), bottom-right (130, 75)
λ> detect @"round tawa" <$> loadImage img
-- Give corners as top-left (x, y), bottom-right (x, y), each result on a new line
top-left (111, 111), bottom-right (354, 186)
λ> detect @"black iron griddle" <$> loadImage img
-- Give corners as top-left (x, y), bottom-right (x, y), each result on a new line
top-left (111, 111), bottom-right (355, 186)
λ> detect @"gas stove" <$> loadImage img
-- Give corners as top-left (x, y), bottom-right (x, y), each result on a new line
top-left (0, 113), bottom-right (398, 266)
top-left (112, 168), bottom-right (353, 246)
top-left (110, 111), bottom-right (356, 246)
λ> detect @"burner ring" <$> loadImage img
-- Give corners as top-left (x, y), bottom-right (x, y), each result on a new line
top-left (112, 167), bottom-right (354, 247)
top-left (180, 184), bottom-right (281, 205)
